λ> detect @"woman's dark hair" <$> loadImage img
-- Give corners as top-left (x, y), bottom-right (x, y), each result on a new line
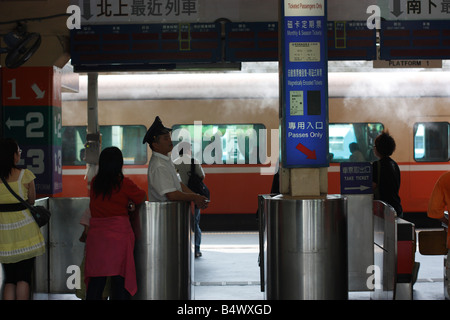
top-left (374, 131), bottom-right (396, 157)
top-left (92, 147), bottom-right (124, 199)
top-left (0, 138), bottom-right (19, 180)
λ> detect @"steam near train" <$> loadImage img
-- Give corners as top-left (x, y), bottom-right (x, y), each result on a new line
top-left (60, 71), bottom-right (450, 228)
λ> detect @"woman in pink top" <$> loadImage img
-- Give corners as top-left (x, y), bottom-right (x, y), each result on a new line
top-left (84, 147), bottom-right (146, 300)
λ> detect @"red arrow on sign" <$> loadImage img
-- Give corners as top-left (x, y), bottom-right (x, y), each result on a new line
top-left (296, 143), bottom-right (316, 160)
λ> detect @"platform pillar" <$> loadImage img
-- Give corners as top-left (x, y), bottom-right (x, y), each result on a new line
top-left (279, 0), bottom-right (329, 196)
top-left (1, 66), bottom-right (62, 195)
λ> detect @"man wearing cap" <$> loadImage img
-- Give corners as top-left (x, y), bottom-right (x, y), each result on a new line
top-left (143, 116), bottom-right (208, 209)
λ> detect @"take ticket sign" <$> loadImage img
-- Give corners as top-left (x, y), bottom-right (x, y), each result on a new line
top-left (280, 0), bottom-right (329, 168)
top-left (340, 162), bottom-right (373, 195)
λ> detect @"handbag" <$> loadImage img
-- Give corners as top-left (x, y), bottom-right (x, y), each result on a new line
top-left (419, 229), bottom-right (448, 255)
top-left (1, 177), bottom-right (51, 227)
top-left (187, 158), bottom-right (210, 200)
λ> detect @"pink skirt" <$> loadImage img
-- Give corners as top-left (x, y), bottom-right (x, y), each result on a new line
top-left (84, 215), bottom-right (136, 296)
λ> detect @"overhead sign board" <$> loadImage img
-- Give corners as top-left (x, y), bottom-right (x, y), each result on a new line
top-left (71, 23), bottom-right (222, 70)
top-left (280, 0), bottom-right (329, 168)
top-left (71, 0), bottom-right (199, 24)
top-left (225, 22), bottom-right (278, 62)
top-left (70, 19), bottom-right (379, 70)
top-left (378, 0), bottom-right (450, 20)
top-left (72, 0), bottom-right (435, 25)
top-left (340, 162), bottom-right (372, 195)
top-left (380, 20), bottom-right (450, 60)
top-left (327, 21), bottom-right (376, 60)
top-left (70, 0), bottom-right (279, 24)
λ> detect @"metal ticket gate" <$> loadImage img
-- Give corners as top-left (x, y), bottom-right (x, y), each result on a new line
top-left (259, 194), bottom-right (348, 300)
top-left (134, 201), bottom-right (194, 300)
top-left (28, 198), bottom-right (193, 300)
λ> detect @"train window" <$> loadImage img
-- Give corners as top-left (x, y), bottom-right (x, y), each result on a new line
top-left (329, 123), bottom-right (384, 162)
top-left (414, 122), bottom-right (449, 162)
top-left (61, 125), bottom-right (148, 165)
top-left (172, 123), bottom-right (267, 164)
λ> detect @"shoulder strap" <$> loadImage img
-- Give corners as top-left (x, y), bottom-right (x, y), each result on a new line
top-left (18, 169), bottom-right (25, 180)
top-left (17, 169), bottom-right (25, 198)
top-left (0, 176), bottom-right (32, 210)
top-left (191, 158), bottom-right (195, 174)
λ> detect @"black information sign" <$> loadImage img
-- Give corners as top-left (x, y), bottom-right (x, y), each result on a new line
top-left (71, 23), bottom-right (222, 70)
top-left (380, 20), bottom-right (450, 60)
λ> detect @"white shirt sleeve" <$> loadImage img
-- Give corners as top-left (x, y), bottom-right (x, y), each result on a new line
top-left (151, 165), bottom-right (178, 197)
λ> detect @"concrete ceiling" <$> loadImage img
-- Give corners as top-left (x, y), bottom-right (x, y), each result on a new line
top-left (0, 0), bottom-right (375, 68)
top-left (0, 0), bottom-right (70, 67)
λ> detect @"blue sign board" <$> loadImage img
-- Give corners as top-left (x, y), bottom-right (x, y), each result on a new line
top-left (340, 162), bottom-right (372, 195)
top-left (280, 0), bottom-right (329, 168)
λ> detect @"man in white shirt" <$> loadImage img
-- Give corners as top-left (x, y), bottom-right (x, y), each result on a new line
top-left (143, 116), bottom-right (208, 209)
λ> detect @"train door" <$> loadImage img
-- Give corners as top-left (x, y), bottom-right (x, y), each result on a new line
top-left (408, 117), bottom-right (450, 212)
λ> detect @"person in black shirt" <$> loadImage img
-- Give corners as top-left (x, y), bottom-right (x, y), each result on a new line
top-left (372, 131), bottom-right (403, 218)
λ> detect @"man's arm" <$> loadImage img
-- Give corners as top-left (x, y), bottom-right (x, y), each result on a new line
top-left (166, 185), bottom-right (208, 209)
top-left (180, 182), bottom-right (194, 194)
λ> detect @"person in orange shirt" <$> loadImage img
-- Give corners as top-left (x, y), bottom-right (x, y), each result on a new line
top-left (427, 171), bottom-right (450, 245)
top-left (427, 171), bottom-right (450, 297)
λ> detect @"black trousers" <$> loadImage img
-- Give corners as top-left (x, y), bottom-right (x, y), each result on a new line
top-left (86, 275), bottom-right (130, 300)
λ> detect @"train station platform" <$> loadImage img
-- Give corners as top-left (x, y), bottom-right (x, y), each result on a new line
top-left (25, 230), bottom-right (446, 300)
top-left (194, 231), bottom-right (446, 300)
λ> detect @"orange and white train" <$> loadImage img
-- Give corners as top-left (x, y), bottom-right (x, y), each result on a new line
top-left (59, 71), bottom-right (450, 229)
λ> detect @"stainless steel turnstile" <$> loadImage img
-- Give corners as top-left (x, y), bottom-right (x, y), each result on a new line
top-left (259, 194), bottom-right (348, 300)
top-left (134, 201), bottom-right (194, 300)
top-left (29, 198), bottom-right (193, 300)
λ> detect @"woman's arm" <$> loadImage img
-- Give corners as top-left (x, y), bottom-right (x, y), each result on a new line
top-left (26, 180), bottom-right (36, 205)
